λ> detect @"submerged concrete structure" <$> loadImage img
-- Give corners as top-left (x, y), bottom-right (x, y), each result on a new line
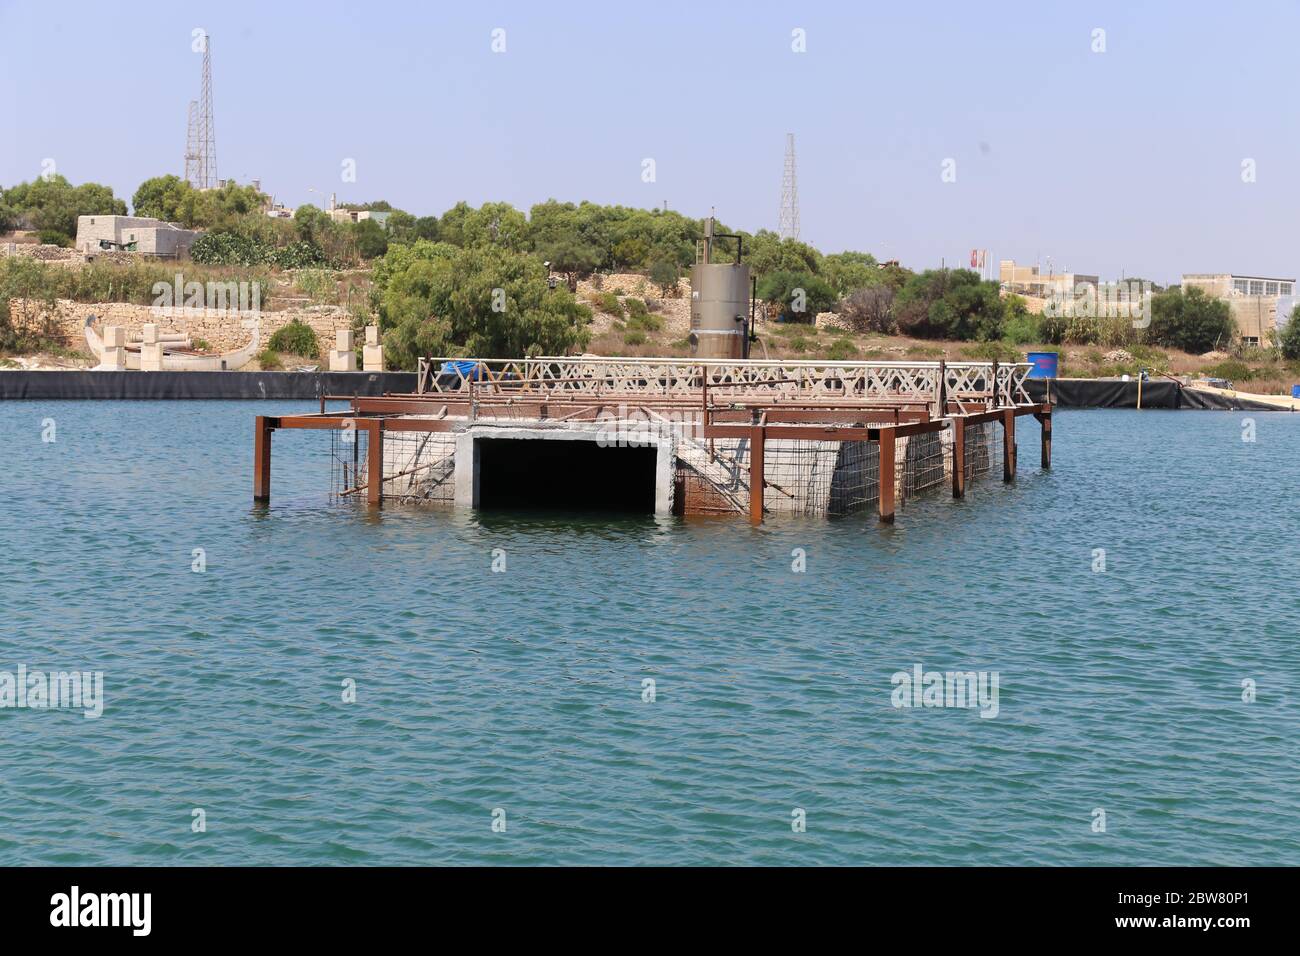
top-left (253, 357), bottom-right (1051, 524)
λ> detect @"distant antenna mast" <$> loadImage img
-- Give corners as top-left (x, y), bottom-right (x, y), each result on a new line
top-left (778, 133), bottom-right (800, 241)
top-left (184, 38), bottom-right (218, 189)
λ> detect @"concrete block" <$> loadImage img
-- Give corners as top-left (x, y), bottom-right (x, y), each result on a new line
top-left (102, 325), bottom-right (125, 348)
top-left (140, 343), bottom-right (164, 371)
top-left (99, 347), bottom-right (127, 370)
top-left (329, 349), bottom-right (357, 372)
top-left (365, 325), bottom-right (380, 346)
top-left (335, 329), bottom-right (355, 351)
top-left (142, 323), bottom-right (159, 344)
top-left (363, 344), bottom-right (384, 372)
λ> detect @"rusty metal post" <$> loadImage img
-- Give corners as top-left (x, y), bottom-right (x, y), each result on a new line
top-left (254, 416), bottom-right (272, 501)
top-left (952, 417), bottom-right (966, 499)
top-left (1002, 409), bottom-right (1016, 482)
top-left (1040, 409), bottom-right (1052, 469)
top-left (878, 427), bottom-right (896, 523)
top-left (367, 420), bottom-right (384, 506)
top-left (749, 424), bottom-right (765, 525)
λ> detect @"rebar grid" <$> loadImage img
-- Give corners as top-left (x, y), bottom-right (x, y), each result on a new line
top-left (964, 420), bottom-right (996, 481)
top-left (903, 430), bottom-right (947, 500)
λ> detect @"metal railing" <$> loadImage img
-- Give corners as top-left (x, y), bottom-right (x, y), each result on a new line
top-left (416, 356), bottom-right (1033, 406)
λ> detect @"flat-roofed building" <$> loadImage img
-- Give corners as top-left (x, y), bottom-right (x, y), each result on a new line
top-left (1180, 273), bottom-right (1295, 345)
top-left (999, 260), bottom-right (1101, 313)
top-left (75, 215), bottom-right (199, 259)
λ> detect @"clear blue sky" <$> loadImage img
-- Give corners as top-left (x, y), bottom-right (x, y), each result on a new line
top-left (3, 0), bottom-right (1298, 284)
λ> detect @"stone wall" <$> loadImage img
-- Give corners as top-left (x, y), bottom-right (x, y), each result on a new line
top-left (23, 299), bottom-right (356, 356)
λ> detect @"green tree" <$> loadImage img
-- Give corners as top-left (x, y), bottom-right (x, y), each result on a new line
top-left (131, 174), bottom-right (194, 221)
top-left (377, 242), bottom-right (591, 367)
top-left (649, 257), bottom-right (680, 296)
top-left (1146, 286), bottom-right (1234, 354)
top-left (757, 270), bottom-right (837, 322)
top-left (821, 250), bottom-right (880, 296)
top-left (352, 218), bottom-right (389, 259)
top-left (1279, 307), bottom-right (1300, 360)
top-left (894, 269), bottom-right (1005, 340)
top-left (1, 175), bottom-right (127, 240)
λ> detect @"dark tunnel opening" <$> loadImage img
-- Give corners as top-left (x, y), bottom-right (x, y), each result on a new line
top-left (477, 438), bottom-right (658, 512)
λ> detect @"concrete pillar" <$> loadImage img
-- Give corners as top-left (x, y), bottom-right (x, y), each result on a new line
top-left (362, 325), bottom-right (384, 372)
top-left (329, 328), bottom-right (357, 372)
top-left (453, 432), bottom-right (479, 508)
top-left (653, 434), bottom-right (675, 516)
top-left (100, 325), bottom-right (127, 370)
top-left (139, 324), bottom-right (164, 371)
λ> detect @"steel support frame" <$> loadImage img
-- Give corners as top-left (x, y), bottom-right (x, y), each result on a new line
top-left (258, 388), bottom-right (1052, 522)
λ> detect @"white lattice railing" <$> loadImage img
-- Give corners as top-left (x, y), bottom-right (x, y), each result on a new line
top-left (416, 357), bottom-right (1033, 405)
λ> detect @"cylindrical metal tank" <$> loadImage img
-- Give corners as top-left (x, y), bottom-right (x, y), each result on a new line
top-left (689, 262), bottom-right (750, 359)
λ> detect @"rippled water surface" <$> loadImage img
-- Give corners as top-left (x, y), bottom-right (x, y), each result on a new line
top-left (1, 399), bottom-right (1297, 865)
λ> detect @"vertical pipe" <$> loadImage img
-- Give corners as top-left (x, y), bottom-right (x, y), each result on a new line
top-left (1136, 370), bottom-right (1143, 410)
top-left (749, 424), bottom-right (765, 525)
top-left (1040, 410), bottom-right (1052, 469)
top-left (367, 420), bottom-right (384, 506)
top-left (1002, 409), bottom-right (1016, 482)
top-left (253, 416), bottom-right (272, 501)
top-left (878, 427), bottom-right (896, 522)
top-left (952, 417), bottom-right (966, 498)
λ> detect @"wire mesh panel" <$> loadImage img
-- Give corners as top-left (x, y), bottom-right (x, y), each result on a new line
top-left (826, 440), bottom-right (880, 516)
top-left (382, 431), bottom-right (457, 504)
top-left (902, 430), bottom-right (947, 501)
top-left (329, 427), bottom-right (366, 500)
top-left (964, 420), bottom-right (996, 481)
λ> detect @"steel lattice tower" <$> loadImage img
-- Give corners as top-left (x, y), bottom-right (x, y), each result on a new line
top-left (184, 40), bottom-right (218, 189)
top-left (778, 133), bottom-right (800, 241)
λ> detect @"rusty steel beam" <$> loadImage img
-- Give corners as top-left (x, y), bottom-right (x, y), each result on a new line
top-left (878, 426), bottom-right (896, 523)
top-left (1035, 409), bottom-right (1052, 469)
top-left (1002, 408), bottom-right (1016, 482)
top-left (253, 415), bottom-right (275, 501)
top-left (952, 416), bottom-right (966, 499)
top-left (366, 420), bottom-right (384, 506)
top-left (749, 424), bottom-right (765, 526)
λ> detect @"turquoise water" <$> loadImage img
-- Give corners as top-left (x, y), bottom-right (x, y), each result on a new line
top-left (1, 399), bottom-right (1297, 866)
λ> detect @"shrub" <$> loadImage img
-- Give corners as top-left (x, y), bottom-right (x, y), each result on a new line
top-left (1205, 360), bottom-right (1252, 382)
top-left (36, 229), bottom-right (72, 247)
top-left (838, 286), bottom-right (894, 333)
top-left (267, 319), bottom-right (320, 358)
top-left (961, 341), bottom-right (1023, 363)
top-left (256, 347), bottom-right (283, 370)
top-left (623, 330), bottom-right (647, 346)
top-left (1001, 311), bottom-right (1042, 345)
top-left (597, 291), bottom-right (624, 316)
top-left (825, 337), bottom-right (859, 360)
